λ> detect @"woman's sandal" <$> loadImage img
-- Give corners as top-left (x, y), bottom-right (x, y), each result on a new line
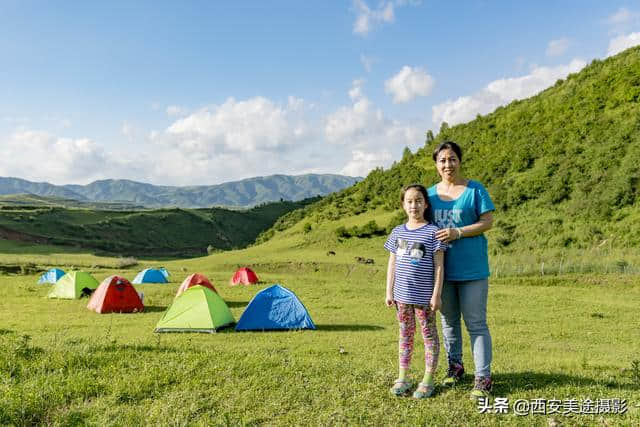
top-left (389, 379), bottom-right (412, 396)
top-left (412, 382), bottom-right (435, 399)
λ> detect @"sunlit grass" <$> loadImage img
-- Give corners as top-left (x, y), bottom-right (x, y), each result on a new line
top-left (1, 234), bottom-right (639, 424)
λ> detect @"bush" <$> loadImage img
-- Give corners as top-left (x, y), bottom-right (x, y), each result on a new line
top-left (114, 257), bottom-right (138, 268)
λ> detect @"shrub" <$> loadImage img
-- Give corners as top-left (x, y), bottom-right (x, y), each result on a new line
top-left (114, 257), bottom-right (138, 268)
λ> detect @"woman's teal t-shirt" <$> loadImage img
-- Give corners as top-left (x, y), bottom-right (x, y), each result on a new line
top-left (427, 180), bottom-right (495, 281)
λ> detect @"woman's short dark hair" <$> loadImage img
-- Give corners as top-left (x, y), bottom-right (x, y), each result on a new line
top-left (432, 140), bottom-right (463, 162)
top-left (400, 183), bottom-right (428, 203)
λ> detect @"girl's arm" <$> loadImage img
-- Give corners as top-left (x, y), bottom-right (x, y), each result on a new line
top-left (385, 253), bottom-right (396, 306)
top-left (430, 250), bottom-right (445, 312)
top-left (435, 211), bottom-right (494, 243)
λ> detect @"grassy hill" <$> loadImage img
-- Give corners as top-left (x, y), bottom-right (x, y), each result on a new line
top-left (0, 194), bottom-right (144, 210)
top-left (0, 198), bottom-right (319, 257)
top-left (260, 46), bottom-right (640, 254)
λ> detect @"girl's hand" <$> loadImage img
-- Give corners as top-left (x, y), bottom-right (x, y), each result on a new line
top-left (385, 293), bottom-right (395, 307)
top-left (430, 295), bottom-right (441, 312)
top-left (435, 228), bottom-right (459, 243)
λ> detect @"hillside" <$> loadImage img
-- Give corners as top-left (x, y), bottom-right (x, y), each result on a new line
top-left (0, 174), bottom-right (359, 208)
top-left (0, 194), bottom-right (145, 210)
top-left (0, 198), bottom-right (318, 257)
top-left (260, 46), bottom-right (640, 252)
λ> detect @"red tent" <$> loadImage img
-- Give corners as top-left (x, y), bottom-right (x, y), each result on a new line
top-left (229, 267), bottom-right (259, 286)
top-left (87, 275), bottom-right (144, 314)
top-left (176, 273), bottom-right (217, 297)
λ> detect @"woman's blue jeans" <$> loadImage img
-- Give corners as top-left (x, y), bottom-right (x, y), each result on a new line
top-left (440, 278), bottom-right (492, 377)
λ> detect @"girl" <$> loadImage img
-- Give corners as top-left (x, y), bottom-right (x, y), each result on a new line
top-left (428, 141), bottom-right (495, 400)
top-left (385, 184), bottom-right (447, 398)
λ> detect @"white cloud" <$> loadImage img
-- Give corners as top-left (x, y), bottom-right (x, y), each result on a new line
top-left (385, 66), bottom-right (435, 103)
top-left (351, 0), bottom-right (420, 36)
top-left (432, 59), bottom-right (587, 126)
top-left (165, 96), bottom-right (307, 155)
top-left (353, 0), bottom-right (394, 36)
top-left (0, 130), bottom-right (114, 184)
top-left (607, 32), bottom-right (640, 56)
top-left (323, 80), bottom-right (422, 175)
top-left (121, 122), bottom-right (134, 138)
top-left (360, 54), bottom-right (375, 72)
top-left (546, 39), bottom-right (570, 57)
top-left (340, 149), bottom-right (393, 177)
top-left (166, 105), bottom-right (187, 117)
top-left (287, 95), bottom-right (304, 111)
top-left (153, 84), bottom-right (421, 184)
top-left (1, 87), bottom-right (423, 186)
top-left (607, 7), bottom-right (633, 25)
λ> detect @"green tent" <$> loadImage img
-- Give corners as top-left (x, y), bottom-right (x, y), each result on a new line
top-left (154, 285), bottom-right (234, 333)
top-left (47, 271), bottom-right (99, 299)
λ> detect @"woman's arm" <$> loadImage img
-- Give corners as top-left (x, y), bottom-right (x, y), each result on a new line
top-left (435, 211), bottom-right (494, 243)
top-left (385, 253), bottom-right (396, 306)
top-left (430, 250), bottom-right (445, 311)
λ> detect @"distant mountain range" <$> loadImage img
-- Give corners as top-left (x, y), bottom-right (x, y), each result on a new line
top-left (0, 174), bottom-right (360, 208)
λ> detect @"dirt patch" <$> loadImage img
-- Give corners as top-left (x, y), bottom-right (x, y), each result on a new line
top-left (0, 225), bottom-right (49, 244)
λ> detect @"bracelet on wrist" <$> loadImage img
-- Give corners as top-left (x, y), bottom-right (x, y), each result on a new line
top-left (455, 227), bottom-right (463, 239)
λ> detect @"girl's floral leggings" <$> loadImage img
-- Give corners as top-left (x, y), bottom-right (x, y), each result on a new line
top-left (396, 302), bottom-right (439, 373)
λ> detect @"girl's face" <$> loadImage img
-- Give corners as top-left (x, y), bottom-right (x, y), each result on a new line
top-left (435, 148), bottom-right (461, 181)
top-left (403, 188), bottom-right (427, 222)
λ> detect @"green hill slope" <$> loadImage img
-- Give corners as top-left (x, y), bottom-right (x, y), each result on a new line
top-left (261, 47), bottom-right (640, 252)
top-left (0, 198), bottom-right (318, 257)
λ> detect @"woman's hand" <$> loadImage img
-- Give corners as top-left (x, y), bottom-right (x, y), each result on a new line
top-left (435, 227), bottom-right (460, 243)
top-left (430, 294), bottom-right (441, 312)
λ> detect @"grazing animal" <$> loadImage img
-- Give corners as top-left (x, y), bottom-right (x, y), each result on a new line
top-left (327, 250), bottom-right (336, 256)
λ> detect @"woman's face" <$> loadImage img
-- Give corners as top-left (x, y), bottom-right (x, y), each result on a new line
top-left (403, 188), bottom-right (427, 221)
top-left (435, 148), bottom-right (461, 181)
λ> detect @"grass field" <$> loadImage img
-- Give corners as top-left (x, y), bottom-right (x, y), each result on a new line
top-left (1, 207), bottom-right (640, 426)
top-left (1, 228), bottom-right (639, 426)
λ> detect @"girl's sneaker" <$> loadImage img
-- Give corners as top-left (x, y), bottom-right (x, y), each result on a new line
top-left (441, 363), bottom-right (464, 387)
top-left (470, 376), bottom-right (492, 400)
top-left (389, 379), bottom-right (412, 397)
top-left (412, 382), bottom-right (435, 399)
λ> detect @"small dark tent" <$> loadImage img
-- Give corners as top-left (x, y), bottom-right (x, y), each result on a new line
top-left (87, 275), bottom-right (144, 314)
top-left (235, 284), bottom-right (316, 331)
top-left (229, 267), bottom-right (259, 286)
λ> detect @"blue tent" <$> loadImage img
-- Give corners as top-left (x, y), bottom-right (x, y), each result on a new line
top-left (158, 267), bottom-right (170, 278)
top-left (235, 284), bottom-right (316, 331)
top-left (37, 268), bottom-right (65, 284)
top-left (132, 268), bottom-right (169, 284)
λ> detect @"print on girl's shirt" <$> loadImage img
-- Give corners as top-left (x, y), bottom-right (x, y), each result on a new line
top-left (433, 209), bottom-right (462, 228)
top-left (396, 238), bottom-right (425, 265)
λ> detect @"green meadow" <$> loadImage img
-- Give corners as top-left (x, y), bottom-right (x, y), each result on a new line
top-left (1, 214), bottom-right (639, 426)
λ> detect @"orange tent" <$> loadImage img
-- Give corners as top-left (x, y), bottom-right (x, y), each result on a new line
top-left (176, 273), bottom-right (217, 297)
top-left (229, 267), bottom-right (259, 286)
top-left (87, 275), bottom-right (144, 314)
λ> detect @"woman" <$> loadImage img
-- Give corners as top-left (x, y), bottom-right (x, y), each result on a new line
top-left (427, 141), bottom-right (495, 400)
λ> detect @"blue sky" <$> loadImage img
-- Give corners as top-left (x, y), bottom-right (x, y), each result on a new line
top-left (1, 1), bottom-right (639, 185)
